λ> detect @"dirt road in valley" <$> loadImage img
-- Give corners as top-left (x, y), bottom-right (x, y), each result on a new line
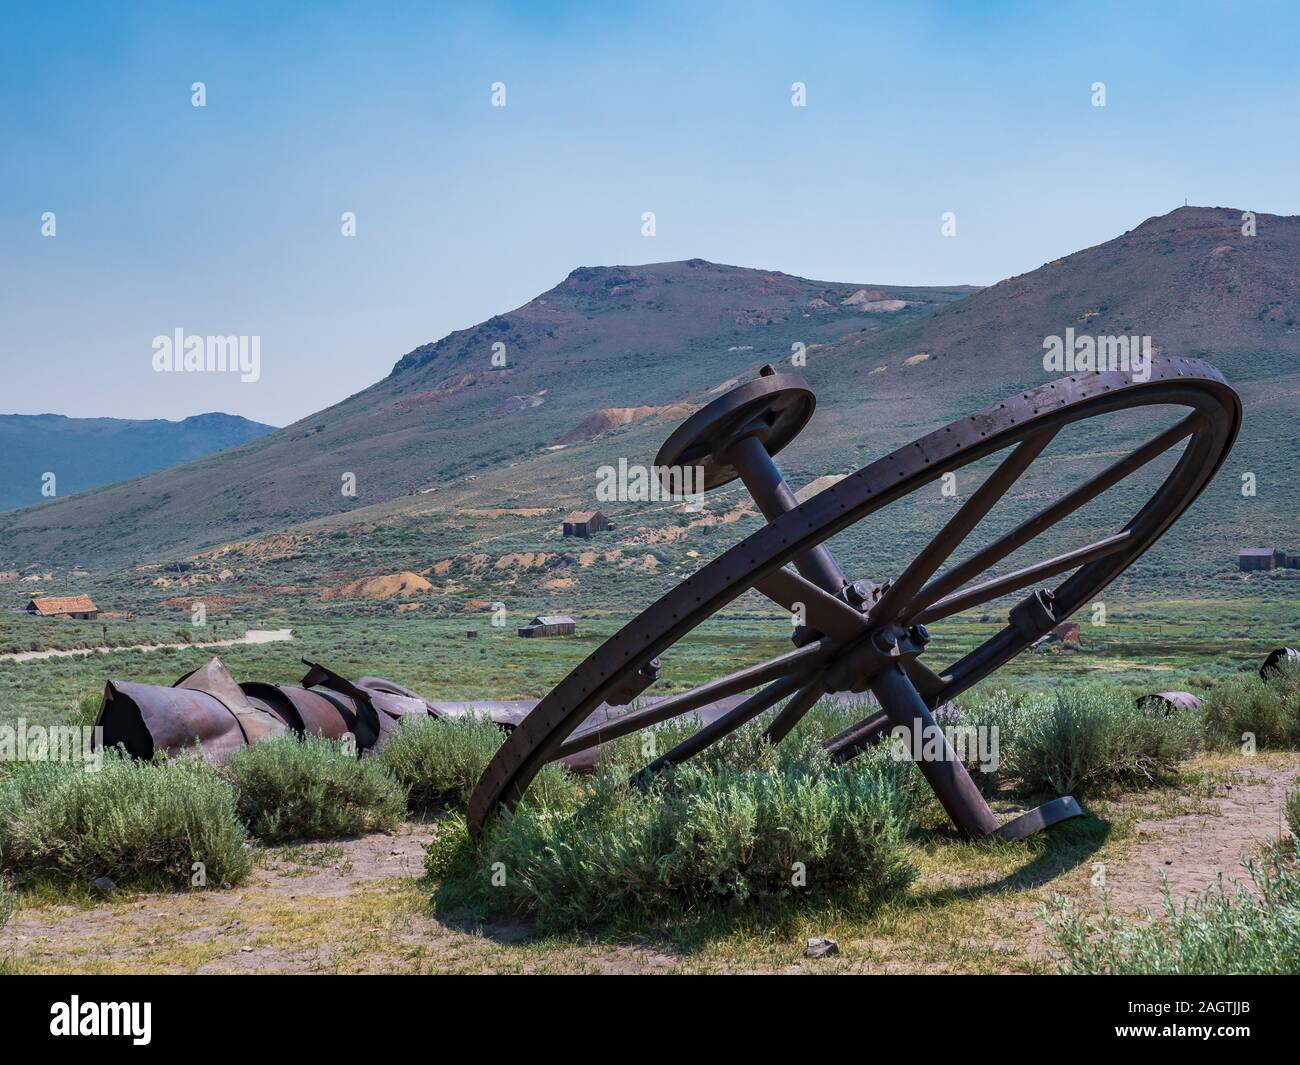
top-left (0, 628), bottom-right (293, 664)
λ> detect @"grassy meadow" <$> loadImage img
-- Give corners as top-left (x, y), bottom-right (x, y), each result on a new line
top-left (2, 592), bottom-right (1298, 974)
top-left (2, 596), bottom-right (1294, 729)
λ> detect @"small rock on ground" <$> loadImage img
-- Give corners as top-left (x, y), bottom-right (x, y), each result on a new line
top-left (805, 937), bottom-right (839, 959)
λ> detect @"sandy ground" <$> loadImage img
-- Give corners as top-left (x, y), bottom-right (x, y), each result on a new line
top-left (0, 628), bottom-right (293, 663)
top-left (1095, 758), bottom-right (1298, 913)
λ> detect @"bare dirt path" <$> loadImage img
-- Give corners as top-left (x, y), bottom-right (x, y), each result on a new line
top-left (1092, 756), bottom-right (1299, 914)
top-left (0, 628), bottom-right (293, 664)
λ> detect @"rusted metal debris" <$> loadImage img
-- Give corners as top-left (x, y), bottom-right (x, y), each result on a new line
top-left (94, 655), bottom-right (744, 774)
top-left (1260, 647), bottom-right (1300, 679)
top-left (95, 656), bottom-right (535, 765)
top-left (1136, 691), bottom-right (1204, 714)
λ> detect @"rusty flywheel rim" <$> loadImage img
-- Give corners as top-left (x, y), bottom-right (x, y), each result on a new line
top-left (468, 356), bottom-right (1240, 837)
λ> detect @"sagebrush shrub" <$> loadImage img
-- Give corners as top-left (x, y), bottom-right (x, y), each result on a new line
top-left (224, 735), bottom-right (406, 842)
top-left (376, 716), bottom-right (504, 813)
top-left (1286, 784), bottom-right (1300, 840)
top-left (377, 716), bottom-right (582, 815)
top-left (1047, 842), bottom-right (1300, 974)
top-left (0, 751), bottom-right (252, 889)
top-left (999, 688), bottom-right (1199, 796)
top-left (1202, 665), bottom-right (1300, 750)
top-left (431, 752), bottom-right (915, 931)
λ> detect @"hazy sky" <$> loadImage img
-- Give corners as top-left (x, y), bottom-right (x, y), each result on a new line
top-left (2, 0), bottom-right (1297, 426)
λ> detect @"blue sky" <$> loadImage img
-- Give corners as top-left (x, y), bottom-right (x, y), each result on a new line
top-left (2, 0), bottom-right (1297, 425)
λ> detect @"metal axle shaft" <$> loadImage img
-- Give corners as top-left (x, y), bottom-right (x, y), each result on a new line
top-left (725, 430), bottom-right (848, 595)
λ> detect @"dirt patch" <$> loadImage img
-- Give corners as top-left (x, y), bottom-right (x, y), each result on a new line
top-left (456, 508), bottom-right (550, 518)
top-left (626, 524), bottom-right (690, 544)
top-left (494, 552), bottom-right (551, 571)
top-left (0, 826), bottom-right (697, 975)
top-left (558, 403), bottom-right (695, 445)
top-left (840, 290), bottom-right (910, 312)
top-left (321, 572), bottom-right (432, 600)
top-left (1095, 758), bottom-right (1299, 914)
top-left (493, 394), bottom-right (544, 415)
top-left (795, 474), bottom-right (846, 502)
top-left (903, 352), bottom-right (930, 366)
top-left (195, 533), bottom-right (319, 562)
top-left (395, 371), bottom-right (510, 412)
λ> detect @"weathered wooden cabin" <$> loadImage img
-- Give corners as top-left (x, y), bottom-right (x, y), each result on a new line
top-left (26, 595), bottom-right (99, 620)
top-left (1238, 547), bottom-right (1277, 571)
top-left (562, 511), bottom-right (614, 538)
top-left (517, 615), bottom-right (576, 638)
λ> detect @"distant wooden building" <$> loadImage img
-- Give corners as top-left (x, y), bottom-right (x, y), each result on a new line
top-left (1051, 622), bottom-right (1081, 647)
top-left (518, 615), bottom-right (576, 638)
top-left (562, 511), bottom-right (614, 538)
top-left (1032, 621), bottom-right (1082, 651)
top-left (1239, 548), bottom-right (1277, 571)
top-left (26, 595), bottom-right (99, 620)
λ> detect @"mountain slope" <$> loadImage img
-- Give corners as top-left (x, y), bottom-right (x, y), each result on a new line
top-left (0, 262), bottom-right (972, 565)
top-left (336, 207), bottom-right (1296, 535)
top-left (0, 412), bottom-right (276, 513)
top-left (298, 205), bottom-right (1292, 611)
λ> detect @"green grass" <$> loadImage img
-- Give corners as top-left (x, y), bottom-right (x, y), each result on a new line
top-left (224, 735), bottom-right (407, 843)
top-left (1047, 841), bottom-right (1300, 974)
top-left (0, 614), bottom-right (248, 656)
top-left (2, 599), bottom-right (1297, 732)
top-left (0, 751), bottom-right (252, 890)
top-left (1286, 783), bottom-right (1300, 839)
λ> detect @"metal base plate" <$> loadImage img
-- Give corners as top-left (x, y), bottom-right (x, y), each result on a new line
top-left (991, 795), bottom-right (1084, 842)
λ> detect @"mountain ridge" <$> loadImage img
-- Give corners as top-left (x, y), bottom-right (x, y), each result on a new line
top-left (0, 411), bottom-right (277, 515)
top-left (2, 205), bottom-right (1296, 587)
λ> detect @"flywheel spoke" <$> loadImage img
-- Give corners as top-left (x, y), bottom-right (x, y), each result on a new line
top-left (907, 414), bottom-right (1199, 619)
top-left (554, 638), bottom-right (833, 757)
top-left (868, 429), bottom-right (1057, 625)
top-left (761, 675), bottom-right (830, 745)
top-left (754, 566), bottom-right (868, 643)
top-left (914, 530), bottom-right (1132, 624)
